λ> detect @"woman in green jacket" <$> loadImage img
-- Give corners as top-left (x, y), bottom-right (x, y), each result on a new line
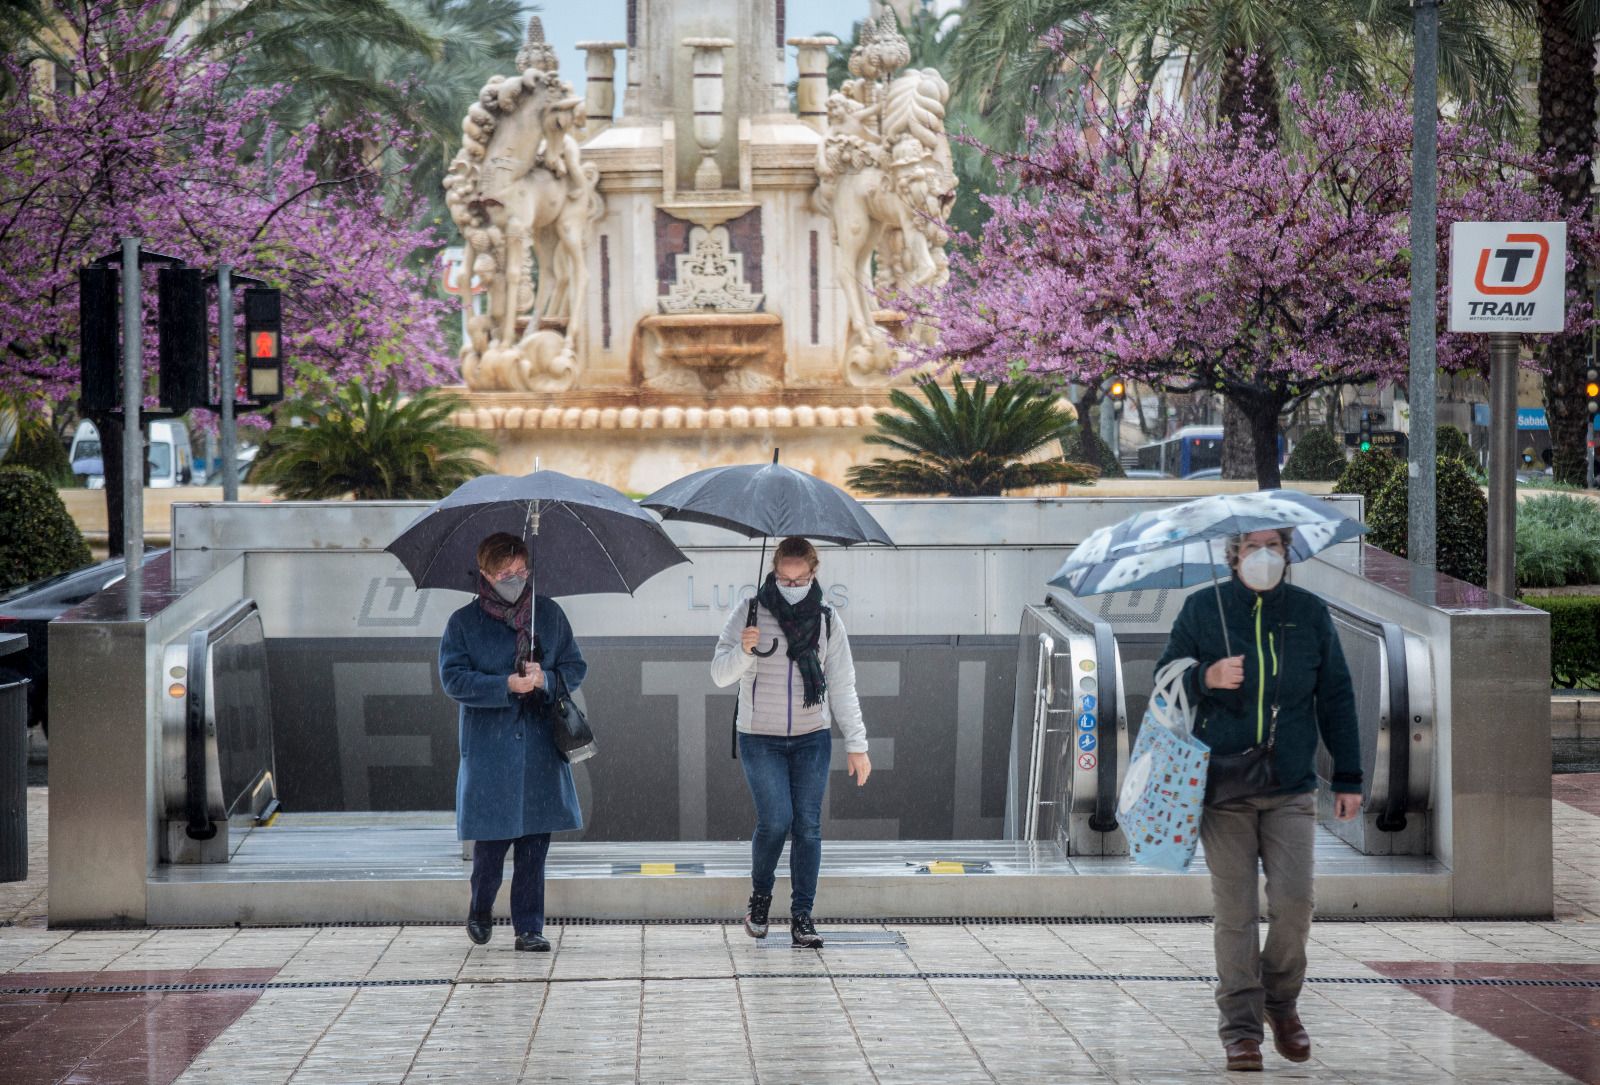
top-left (1155, 527), bottom-right (1363, 1073)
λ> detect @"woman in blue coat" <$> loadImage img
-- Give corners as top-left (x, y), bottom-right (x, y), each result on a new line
top-left (439, 532), bottom-right (587, 952)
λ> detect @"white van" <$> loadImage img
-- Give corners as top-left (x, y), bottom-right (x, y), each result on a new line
top-left (70, 419), bottom-right (195, 488)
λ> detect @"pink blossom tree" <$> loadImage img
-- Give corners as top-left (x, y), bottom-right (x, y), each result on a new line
top-left (0, 1), bottom-right (454, 418)
top-left (915, 75), bottom-right (1594, 489)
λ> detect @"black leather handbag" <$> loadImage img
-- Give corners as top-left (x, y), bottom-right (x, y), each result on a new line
top-left (1203, 623), bottom-right (1285, 806)
top-left (543, 671), bottom-right (596, 764)
top-left (530, 637), bottom-right (596, 764)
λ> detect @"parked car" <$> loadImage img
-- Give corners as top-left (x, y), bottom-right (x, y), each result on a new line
top-left (1184, 467), bottom-right (1223, 480)
top-left (71, 419), bottom-right (195, 488)
top-left (0, 549), bottom-right (168, 735)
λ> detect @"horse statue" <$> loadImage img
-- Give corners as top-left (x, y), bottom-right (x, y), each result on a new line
top-left (815, 13), bottom-right (957, 386)
top-left (443, 18), bottom-right (603, 392)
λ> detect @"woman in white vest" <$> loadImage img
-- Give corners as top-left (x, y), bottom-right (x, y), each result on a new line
top-left (710, 536), bottom-right (871, 947)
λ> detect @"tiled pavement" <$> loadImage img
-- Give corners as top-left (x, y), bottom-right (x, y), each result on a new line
top-left (0, 780), bottom-right (1596, 1085)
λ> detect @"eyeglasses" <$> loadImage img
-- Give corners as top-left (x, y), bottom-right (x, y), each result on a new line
top-left (776, 575), bottom-right (813, 588)
top-left (488, 565), bottom-right (528, 583)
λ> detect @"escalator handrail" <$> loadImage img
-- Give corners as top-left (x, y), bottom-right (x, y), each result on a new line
top-left (1044, 590), bottom-right (1120, 833)
top-left (1323, 597), bottom-right (1413, 826)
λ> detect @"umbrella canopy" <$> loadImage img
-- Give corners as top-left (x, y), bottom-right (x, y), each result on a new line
top-left (1050, 489), bottom-right (1366, 597)
top-left (640, 459), bottom-right (894, 546)
top-left (387, 470), bottom-right (689, 595)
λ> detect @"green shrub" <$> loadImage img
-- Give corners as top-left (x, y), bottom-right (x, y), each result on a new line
top-left (1332, 447), bottom-right (1401, 514)
top-left (1436, 424), bottom-right (1474, 466)
top-left (1282, 428), bottom-right (1347, 481)
top-left (1368, 455), bottom-right (1488, 587)
top-left (2, 419), bottom-right (73, 487)
top-left (0, 466), bottom-right (91, 592)
top-left (1522, 595), bottom-right (1600, 690)
top-left (1516, 495), bottom-right (1600, 589)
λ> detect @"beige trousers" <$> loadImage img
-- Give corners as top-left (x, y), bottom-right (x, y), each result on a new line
top-left (1199, 790), bottom-right (1318, 1044)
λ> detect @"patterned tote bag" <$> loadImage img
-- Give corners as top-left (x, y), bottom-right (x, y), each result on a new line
top-left (1118, 658), bottom-right (1209, 872)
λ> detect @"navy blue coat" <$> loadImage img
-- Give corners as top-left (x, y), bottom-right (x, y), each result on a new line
top-left (439, 597), bottom-right (587, 841)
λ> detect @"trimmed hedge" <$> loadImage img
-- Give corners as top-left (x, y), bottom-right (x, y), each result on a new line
top-left (1332, 447), bottom-right (1400, 513)
top-left (0, 465), bottom-right (91, 592)
top-left (1522, 594), bottom-right (1600, 690)
top-left (1368, 455), bottom-right (1488, 587)
top-left (1282, 428), bottom-right (1347, 481)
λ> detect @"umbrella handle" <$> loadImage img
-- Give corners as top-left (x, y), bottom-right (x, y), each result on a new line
top-left (746, 597), bottom-right (779, 657)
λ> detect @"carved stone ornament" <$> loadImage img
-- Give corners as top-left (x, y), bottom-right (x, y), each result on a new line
top-left (658, 225), bottom-right (764, 314)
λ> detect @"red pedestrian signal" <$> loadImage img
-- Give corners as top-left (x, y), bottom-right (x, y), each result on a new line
top-left (251, 330), bottom-right (278, 359)
top-left (242, 288), bottom-right (283, 403)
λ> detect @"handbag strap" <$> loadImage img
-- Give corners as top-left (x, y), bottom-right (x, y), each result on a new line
top-left (1149, 658), bottom-right (1198, 737)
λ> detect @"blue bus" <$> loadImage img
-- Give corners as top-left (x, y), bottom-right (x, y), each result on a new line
top-left (1134, 425), bottom-right (1285, 478)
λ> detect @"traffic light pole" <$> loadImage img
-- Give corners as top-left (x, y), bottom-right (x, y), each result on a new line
top-left (1487, 331), bottom-right (1518, 597)
top-left (217, 265), bottom-right (238, 502)
top-left (120, 236), bottom-right (144, 591)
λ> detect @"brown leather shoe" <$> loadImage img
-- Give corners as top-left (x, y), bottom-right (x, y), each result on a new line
top-left (1224, 1039), bottom-right (1263, 1072)
top-left (1267, 1014), bottom-right (1311, 1062)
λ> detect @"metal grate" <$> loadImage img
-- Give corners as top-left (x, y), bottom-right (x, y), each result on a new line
top-left (4, 972), bottom-right (1596, 997)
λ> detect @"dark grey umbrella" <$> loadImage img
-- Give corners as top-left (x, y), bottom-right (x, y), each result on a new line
top-left (641, 450), bottom-right (892, 654)
top-left (387, 470), bottom-right (689, 596)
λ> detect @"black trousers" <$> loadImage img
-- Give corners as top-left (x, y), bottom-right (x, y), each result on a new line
top-left (469, 832), bottom-right (552, 935)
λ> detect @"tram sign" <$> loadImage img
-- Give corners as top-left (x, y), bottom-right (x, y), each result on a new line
top-left (1448, 222), bottom-right (1567, 333)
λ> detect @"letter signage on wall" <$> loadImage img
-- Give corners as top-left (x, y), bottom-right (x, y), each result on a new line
top-left (1448, 222), bottom-right (1567, 333)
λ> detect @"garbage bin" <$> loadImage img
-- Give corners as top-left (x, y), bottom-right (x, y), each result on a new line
top-left (0, 631), bottom-right (29, 882)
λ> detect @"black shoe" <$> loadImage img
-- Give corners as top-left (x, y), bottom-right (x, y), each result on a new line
top-left (790, 912), bottom-right (823, 948)
top-left (514, 931), bottom-right (551, 952)
top-left (744, 891), bottom-right (773, 939)
top-left (466, 914), bottom-right (493, 945)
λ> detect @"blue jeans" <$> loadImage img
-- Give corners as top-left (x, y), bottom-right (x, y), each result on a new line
top-left (470, 832), bottom-right (551, 935)
top-left (739, 729), bottom-right (832, 915)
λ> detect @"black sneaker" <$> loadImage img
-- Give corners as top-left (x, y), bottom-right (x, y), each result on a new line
top-left (466, 914), bottom-right (492, 945)
top-left (790, 912), bottom-right (823, 948)
top-left (514, 932), bottom-right (551, 952)
top-left (744, 891), bottom-right (773, 938)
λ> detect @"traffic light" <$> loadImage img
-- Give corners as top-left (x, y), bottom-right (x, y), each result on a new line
top-left (1359, 411), bottom-right (1373, 453)
top-left (1586, 359), bottom-right (1598, 425)
top-left (157, 264), bottom-right (208, 412)
top-left (242, 288), bottom-right (283, 403)
top-left (79, 265), bottom-right (119, 413)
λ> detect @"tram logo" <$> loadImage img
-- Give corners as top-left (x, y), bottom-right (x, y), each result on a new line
top-left (1449, 221), bottom-right (1566, 333)
top-left (357, 577), bottom-right (429, 627)
top-left (1472, 232), bottom-right (1549, 297)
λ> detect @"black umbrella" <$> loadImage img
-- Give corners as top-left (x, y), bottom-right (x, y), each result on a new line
top-left (387, 470), bottom-right (689, 596)
top-left (641, 449), bottom-right (893, 654)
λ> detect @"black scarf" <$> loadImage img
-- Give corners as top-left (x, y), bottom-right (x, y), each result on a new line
top-left (756, 572), bottom-right (826, 708)
top-left (476, 572), bottom-right (535, 676)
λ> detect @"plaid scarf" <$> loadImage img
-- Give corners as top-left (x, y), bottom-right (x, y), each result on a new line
top-left (476, 573), bottom-right (536, 676)
top-left (756, 572), bottom-right (826, 708)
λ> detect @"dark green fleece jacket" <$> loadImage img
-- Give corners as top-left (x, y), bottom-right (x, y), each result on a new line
top-left (1155, 575), bottom-right (1363, 797)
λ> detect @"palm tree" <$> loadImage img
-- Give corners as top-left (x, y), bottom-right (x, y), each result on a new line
top-left (950, 0), bottom-right (1520, 144)
top-left (847, 374), bottom-right (1100, 496)
top-left (251, 381), bottom-right (493, 500)
top-left (1520, 0), bottom-right (1599, 486)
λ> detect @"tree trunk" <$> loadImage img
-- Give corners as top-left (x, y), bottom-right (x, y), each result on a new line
top-left (1246, 398), bottom-right (1284, 490)
top-left (1216, 46), bottom-right (1281, 139)
top-left (1535, 0), bottom-right (1597, 485)
top-left (1221, 398), bottom-right (1256, 479)
top-left (1073, 389), bottom-right (1115, 474)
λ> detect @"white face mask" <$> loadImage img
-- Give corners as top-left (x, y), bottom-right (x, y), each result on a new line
top-left (492, 576), bottom-right (527, 603)
top-left (1238, 548), bottom-right (1286, 592)
top-left (778, 582), bottom-right (812, 605)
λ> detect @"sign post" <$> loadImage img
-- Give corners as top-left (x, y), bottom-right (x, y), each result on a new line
top-left (1448, 221), bottom-right (1568, 598)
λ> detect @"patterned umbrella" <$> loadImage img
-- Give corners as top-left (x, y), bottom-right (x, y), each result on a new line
top-left (1048, 489), bottom-right (1366, 652)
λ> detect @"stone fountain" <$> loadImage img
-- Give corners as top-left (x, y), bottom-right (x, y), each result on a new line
top-left (441, 6), bottom-right (957, 491)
